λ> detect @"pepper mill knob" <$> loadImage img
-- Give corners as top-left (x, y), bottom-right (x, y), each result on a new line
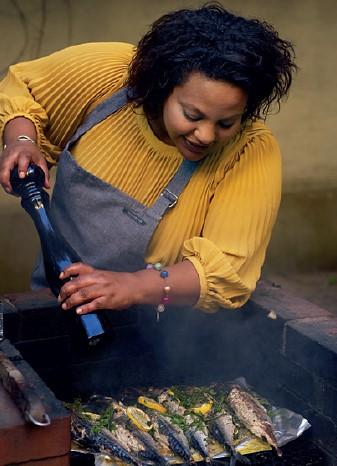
top-left (10, 164), bottom-right (45, 197)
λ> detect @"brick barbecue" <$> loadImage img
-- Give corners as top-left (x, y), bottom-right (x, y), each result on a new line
top-left (1, 281), bottom-right (337, 465)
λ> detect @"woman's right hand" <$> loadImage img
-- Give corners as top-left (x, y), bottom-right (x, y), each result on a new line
top-left (0, 141), bottom-right (50, 193)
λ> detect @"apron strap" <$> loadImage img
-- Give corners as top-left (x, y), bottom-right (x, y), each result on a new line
top-left (147, 159), bottom-right (200, 220)
top-left (65, 87), bottom-right (129, 150)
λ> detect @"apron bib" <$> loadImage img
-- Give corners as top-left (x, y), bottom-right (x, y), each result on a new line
top-left (32, 88), bottom-right (200, 286)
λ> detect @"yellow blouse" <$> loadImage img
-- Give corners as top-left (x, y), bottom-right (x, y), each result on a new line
top-left (0, 42), bottom-right (281, 312)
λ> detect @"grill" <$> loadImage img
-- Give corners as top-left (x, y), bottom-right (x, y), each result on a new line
top-left (1, 281), bottom-right (336, 465)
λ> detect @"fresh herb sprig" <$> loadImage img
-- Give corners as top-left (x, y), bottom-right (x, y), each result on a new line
top-left (169, 385), bottom-right (216, 409)
top-left (91, 405), bottom-right (117, 433)
top-left (165, 412), bottom-right (188, 431)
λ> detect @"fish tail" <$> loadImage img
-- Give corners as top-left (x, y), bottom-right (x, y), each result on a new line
top-left (230, 449), bottom-right (251, 466)
top-left (229, 454), bottom-right (238, 466)
top-left (275, 446), bottom-right (283, 457)
top-left (212, 459), bottom-right (226, 466)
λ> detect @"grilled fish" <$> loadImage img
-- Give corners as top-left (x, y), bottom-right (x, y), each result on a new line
top-left (227, 386), bottom-right (282, 457)
top-left (104, 401), bottom-right (170, 465)
top-left (117, 411), bottom-right (170, 465)
top-left (186, 416), bottom-right (210, 462)
top-left (97, 402), bottom-right (169, 465)
top-left (132, 427), bottom-right (170, 465)
top-left (210, 410), bottom-right (250, 466)
top-left (70, 411), bottom-right (143, 466)
top-left (152, 418), bottom-right (174, 457)
top-left (158, 390), bottom-right (211, 461)
top-left (155, 414), bottom-right (191, 462)
top-left (113, 422), bottom-right (147, 456)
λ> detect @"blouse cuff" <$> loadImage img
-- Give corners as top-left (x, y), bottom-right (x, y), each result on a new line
top-left (183, 237), bottom-right (252, 313)
top-left (0, 113), bottom-right (60, 164)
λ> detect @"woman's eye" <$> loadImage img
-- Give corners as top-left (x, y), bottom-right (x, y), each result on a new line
top-left (183, 111), bottom-right (201, 121)
top-left (219, 121), bottom-right (234, 129)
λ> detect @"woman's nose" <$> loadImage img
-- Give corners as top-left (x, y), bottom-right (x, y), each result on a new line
top-left (194, 122), bottom-right (216, 145)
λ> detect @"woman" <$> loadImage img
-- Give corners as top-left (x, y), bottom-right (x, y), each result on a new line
top-left (0, 4), bottom-right (297, 318)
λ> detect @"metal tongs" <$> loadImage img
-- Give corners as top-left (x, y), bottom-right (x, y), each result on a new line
top-left (0, 350), bottom-right (51, 426)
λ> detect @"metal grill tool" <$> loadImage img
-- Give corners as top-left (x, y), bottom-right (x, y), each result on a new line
top-left (0, 350), bottom-right (50, 426)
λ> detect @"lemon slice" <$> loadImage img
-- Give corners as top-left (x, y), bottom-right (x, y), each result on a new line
top-left (137, 396), bottom-right (167, 414)
top-left (126, 406), bottom-right (153, 431)
top-left (191, 401), bottom-right (213, 415)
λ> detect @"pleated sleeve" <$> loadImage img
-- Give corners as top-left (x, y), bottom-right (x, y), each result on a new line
top-left (182, 129), bottom-right (282, 312)
top-left (0, 42), bottom-right (134, 163)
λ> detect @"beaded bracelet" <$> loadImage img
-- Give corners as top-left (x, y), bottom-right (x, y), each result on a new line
top-left (146, 262), bottom-right (171, 322)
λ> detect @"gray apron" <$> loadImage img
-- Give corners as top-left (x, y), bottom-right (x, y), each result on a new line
top-left (32, 87), bottom-right (200, 288)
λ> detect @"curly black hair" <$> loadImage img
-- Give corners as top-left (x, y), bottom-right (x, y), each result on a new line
top-left (125, 3), bottom-right (297, 122)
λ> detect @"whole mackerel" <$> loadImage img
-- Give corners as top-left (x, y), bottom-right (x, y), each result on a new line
top-left (185, 414), bottom-right (211, 462)
top-left (155, 414), bottom-right (191, 462)
top-left (159, 390), bottom-right (211, 461)
top-left (128, 421), bottom-right (170, 465)
top-left (70, 411), bottom-right (143, 466)
top-left (227, 386), bottom-right (282, 456)
top-left (210, 410), bottom-right (250, 466)
top-left (113, 421), bottom-right (147, 456)
top-left (109, 403), bottom-right (169, 465)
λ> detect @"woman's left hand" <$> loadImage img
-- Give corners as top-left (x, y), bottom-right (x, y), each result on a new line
top-left (58, 262), bottom-right (140, 314)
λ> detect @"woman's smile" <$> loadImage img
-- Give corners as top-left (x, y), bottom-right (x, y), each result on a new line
top-left (182, 136), bottom-right (210, 155)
